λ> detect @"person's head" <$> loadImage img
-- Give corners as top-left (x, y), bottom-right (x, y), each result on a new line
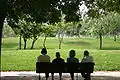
top-left (41, 48), bottom-right (47, 55)
top-left (84, 50), bottom-right (89, 56)
top-left (69, 50), bottom-right (76, 57)
top-left (56, 52), bottom-right (60, 58)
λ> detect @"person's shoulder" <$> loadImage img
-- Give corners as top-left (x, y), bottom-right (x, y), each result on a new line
top-left (67, 57), bottom-right (69, 59)
top-left (75, 57), bottom-right (79, 60)
top-left (38, 55), bottom-right (42, 57)
top-left (52, 59), bottom-right (56, 63)
top-left (46, 54), bottom-right (50, 57)
top-left (61, 58), bottom-right (65, 62)
top-left (89, 56), bottom-right (93, 58)
top-left (60, 58), bottom-right (64, 60)
top-left (76, 58), bottom-right (79, 62)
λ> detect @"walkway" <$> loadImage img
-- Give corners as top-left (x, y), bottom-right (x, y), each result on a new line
top-left (1, 71), bottom-right (120, 80)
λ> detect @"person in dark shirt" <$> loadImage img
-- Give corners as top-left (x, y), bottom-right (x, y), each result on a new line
top-left (51, 52), bottom-right (65, 80)
top-left (67, 50), bottom-right (79, 80)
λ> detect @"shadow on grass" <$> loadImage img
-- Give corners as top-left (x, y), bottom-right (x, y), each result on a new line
top-left (20, 47), bottom-right (56, 50)
top-left (1, 75), bottom-right (120, 80)
top-left (1, 43), bottom-right (18, 49)
top-left (64, 41), bottom-right (90, 45)
top-left (102, 47), bottom-right (120, 50)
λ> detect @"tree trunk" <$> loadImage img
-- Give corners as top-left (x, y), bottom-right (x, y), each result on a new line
top-left (31, 38), bottom-right (37, 49)
top-left (23, 38), bottom-right (27, 49)
top-left (114, 35), bottom-right (116, 41)
top-left (99, 33), bottom-right (102, 50)
top-left (59, 40), bottom-right (62, 49)
top-left (43, 36), bottom-right (47, 48)
top-left (0, 21), bottom-right (4, 56)
top-left (58, 35), bottom-right (63, 49)
top-left (19, 35), bottom-right (22, 49)
top-left (0, 0), bottom-right (7, 55)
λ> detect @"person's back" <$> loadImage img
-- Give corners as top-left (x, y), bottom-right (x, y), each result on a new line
top-left (38, 54), bottom-right (50, 62)
top-left (67, 50), bottom-right (79, 80)
top-left (81, 56), bottom-right (93, 63)
top-left (81, 50), bottom-right (94, 80)
top-left (52, 52), bottom-right (64, 63)
top-left (81, 50), bottom-right (93, 63)
top-left (67, 57), bottom-right (79, 63)
top-left (67, 50), bottom-right (79, 63)
top-left (37, 48), bottom-right (50, 62)
top-left (37, 48), bottom-right (50, 80)
top-left (52, 52), bottom-right (65, 80)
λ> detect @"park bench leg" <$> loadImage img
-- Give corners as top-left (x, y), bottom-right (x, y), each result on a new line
top-left (59, 73), bottom-right (62, 80)
top-left (75, 73), bottom-right (79, 80)
top-left (45, 73), bottom-right (49, 80)
top-left (70, 73), bottom-right (74, 80)
top-left (51, 73), bottom-right (54, 80)
top-left (39, 73), bottom-right (41, 80)
top-left (81, 73), bottom-right (91, 80)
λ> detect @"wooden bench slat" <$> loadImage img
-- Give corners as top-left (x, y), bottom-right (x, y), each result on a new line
top-left (36, 62), bottom-right (95, 73)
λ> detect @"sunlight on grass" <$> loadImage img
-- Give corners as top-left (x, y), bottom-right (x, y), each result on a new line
top-left (1, 37), bottom-right (120, 71)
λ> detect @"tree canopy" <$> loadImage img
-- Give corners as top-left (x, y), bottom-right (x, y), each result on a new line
top-left (0, 0), bottom-right (120, 54)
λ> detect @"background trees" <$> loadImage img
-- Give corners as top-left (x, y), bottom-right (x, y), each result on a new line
top-left (1, 0), bottom-right (120, 53)
top-left (81, 12), bottom-right (120, 49)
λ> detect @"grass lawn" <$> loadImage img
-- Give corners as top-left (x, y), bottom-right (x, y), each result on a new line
top-left (1, 37), bottom-right (120, 71)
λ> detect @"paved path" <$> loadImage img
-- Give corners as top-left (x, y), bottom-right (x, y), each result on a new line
top-left (1, 71), bottom-right (120, 80)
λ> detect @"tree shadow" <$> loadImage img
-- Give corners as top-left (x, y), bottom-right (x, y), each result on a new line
top-left (1, 43), bottom-right (18, 49)
top-left (102, 47), bottom-right (120, 50)
top-left (64, 41), bottom-right (90, 45)
top-left (1, 73), bottom-right (120, 80)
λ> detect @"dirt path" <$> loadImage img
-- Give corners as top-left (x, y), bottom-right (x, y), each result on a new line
top-left (1, 71), bottom-right (120, 80)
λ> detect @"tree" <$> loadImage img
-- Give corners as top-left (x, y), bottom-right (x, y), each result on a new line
top-left (104, 12), bottom-right (120, 41)
top-left (2, 23), bottom-right (16, 38)
top-left (29, 23), bottom-right (42, 49)
top-left (0, 0), bottom-right (8, 55)
top-left (84, 12), bottom-right (120, 49)
top-left (42, 24), bottom-right (56, 48)
top-left (83, 17), bottom-right (107, 49)
top-left (18, 20), bottom-right (32, 49)
top-left (56, 22), bottom-right (72, 49)
top-left (1, 0), bottom-right (120, 54)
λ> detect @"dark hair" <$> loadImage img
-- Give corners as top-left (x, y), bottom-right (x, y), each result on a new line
top-left (84, 50), bottom-right (89, 56)
top-left (56, 52), bottom-right (60, 57)
top-left (41, 48), bottom-right (47, 54)
top-left (69, 50), bottom-right (76, 57)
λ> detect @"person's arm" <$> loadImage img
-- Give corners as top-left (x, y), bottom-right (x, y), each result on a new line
top-left (81, 57), bottom-right (85, 63)
top-left (66, 58), bottom-right (69, 63)
top-left (37, 56), bottom-right (40, 62)
top-left (49, 56), bottom-right (51, 62)
top-left (77, 58), bottom-right (79, 63)
top-left (90, 56), bottom-right (94, 63)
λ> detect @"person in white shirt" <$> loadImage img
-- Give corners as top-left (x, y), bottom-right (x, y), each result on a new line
top-left (37, 48), bottom-right (50, 80)
top-left (81, 50), bottom-right (93, 63)
top-left (81, 50), bottom-right (94, 80)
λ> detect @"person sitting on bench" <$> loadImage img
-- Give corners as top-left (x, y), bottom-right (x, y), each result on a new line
top-left (81, 50), bottom-right (94, 80)
top-left (51, 52), bottom-right (65, 80)
top-left (67, 50), bottom-right (79, 80)
top-left (37, 48), bottom-right (50, 80)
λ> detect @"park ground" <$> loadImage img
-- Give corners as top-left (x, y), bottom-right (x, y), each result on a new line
top-left (1, 71), bottom-right (120, 80)
top-left (1, 37), bottom-right (120, 80)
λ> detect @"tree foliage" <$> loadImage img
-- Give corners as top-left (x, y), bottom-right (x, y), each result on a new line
top-left (1, 0), bottom-right (120, 53)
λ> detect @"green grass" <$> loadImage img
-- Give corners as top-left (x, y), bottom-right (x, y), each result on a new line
top-left (1, 37), bottom-right (120, 71)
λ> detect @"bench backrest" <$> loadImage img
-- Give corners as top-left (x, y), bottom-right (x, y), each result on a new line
top-left (36, 62), bottom-right (95, 73)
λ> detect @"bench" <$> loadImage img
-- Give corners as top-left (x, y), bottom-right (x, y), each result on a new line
top-left (36, 62), bottom-right (95, 80)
